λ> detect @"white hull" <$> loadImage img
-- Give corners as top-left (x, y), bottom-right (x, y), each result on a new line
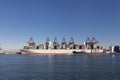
top-left (21, 49), bottom-right (104, 55)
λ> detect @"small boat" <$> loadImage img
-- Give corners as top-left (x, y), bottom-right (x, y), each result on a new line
top-left (16, 52), bottom-right (21, 54)
top-left (72, 51), bottom-right (87, 54)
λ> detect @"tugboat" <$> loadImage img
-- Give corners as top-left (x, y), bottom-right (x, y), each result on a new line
top-left (72, 51), bottom-right (87, 55)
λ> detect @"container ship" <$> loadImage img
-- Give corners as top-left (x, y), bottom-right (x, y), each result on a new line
top-left (20, 37), bottom-right (104, 55)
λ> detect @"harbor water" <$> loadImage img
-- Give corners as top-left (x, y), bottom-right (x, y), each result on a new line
top-left (0, 54), bottom-right (120, 80)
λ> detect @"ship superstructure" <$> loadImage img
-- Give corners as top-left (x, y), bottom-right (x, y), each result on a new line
top-left (21, 37), bottom-right (104, 54)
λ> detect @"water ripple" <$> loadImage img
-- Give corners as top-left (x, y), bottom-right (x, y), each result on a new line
top-left (0, 55), bottom-right (120, 80)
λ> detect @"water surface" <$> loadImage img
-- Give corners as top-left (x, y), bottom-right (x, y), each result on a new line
top-left (0, 54), bottom-right (120, 80)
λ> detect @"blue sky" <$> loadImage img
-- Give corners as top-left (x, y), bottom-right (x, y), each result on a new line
top-left (0, 0), bottom-right (120, 50)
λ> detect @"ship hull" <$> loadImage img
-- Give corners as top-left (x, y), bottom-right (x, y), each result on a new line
top-left (21, 49), bottom-right (104, 55)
